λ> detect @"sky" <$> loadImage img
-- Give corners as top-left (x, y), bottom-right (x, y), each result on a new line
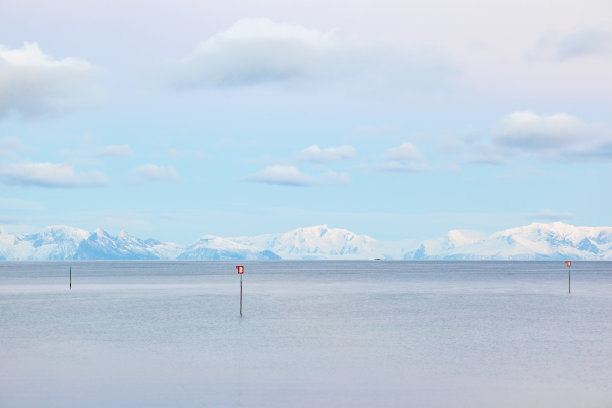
top-left (1, 0), bottom-right (611, 244)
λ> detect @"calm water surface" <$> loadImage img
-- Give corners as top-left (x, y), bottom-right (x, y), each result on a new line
top-left (1, 261), bottom-right (611, 407)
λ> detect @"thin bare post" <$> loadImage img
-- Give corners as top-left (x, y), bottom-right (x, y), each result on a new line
top-left (70, 265), bottom-right (72, 290)
top-left (240, 274), bottom-right (243, 317)
top-left (565, 260), bottom-right (572, 294)
top-left (236, 265), bottom-right (244, 316)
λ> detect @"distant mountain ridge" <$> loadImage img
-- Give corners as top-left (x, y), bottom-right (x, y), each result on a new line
top-left (232, 225), bottom-right (381, 260)
top-left (405, 222), bottom-right (612, 260)
top-left (1, 222), bottom-right (612, 260)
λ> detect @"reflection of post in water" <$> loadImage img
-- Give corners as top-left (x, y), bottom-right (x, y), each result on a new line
top-left (236, 265), bottom-right (244, 316)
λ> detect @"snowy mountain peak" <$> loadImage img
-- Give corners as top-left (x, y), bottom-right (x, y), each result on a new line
top-left (407, 222), bottom-right (612, 260)
top-left (39, 225), bottom-right (90, 240)
top-left (1, 222), bottom-right (612, 261)
top-left (93, 228), bottom-right (111, 238)
top-left (178, 235), bottom-right (278, 261)
top-left (493, 222), bottom-right (612, 246)
top-left (192, 235), bottom-right (253, 250)
top-left (446, 229), bottom-right (486, 248)
top-left (118, 231), bottom-right (132, 240)
top-left (232, 224), bottom-right (377, 259)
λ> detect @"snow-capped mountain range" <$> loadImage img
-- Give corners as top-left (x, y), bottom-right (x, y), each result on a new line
top-left (1, 222), bottom-right (611, 261)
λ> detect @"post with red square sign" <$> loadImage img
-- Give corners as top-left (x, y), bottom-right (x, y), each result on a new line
top-left (565, 261), bottom-right (571, 294)
top-left (236, 266), bottom-right (244, 316)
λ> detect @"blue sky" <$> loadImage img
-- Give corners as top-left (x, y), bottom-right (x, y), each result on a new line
top-left (1, 0), bottom-right (611, 244)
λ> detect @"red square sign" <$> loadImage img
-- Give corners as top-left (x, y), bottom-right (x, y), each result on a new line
top-left (236, 265), bottom-right (244, 274)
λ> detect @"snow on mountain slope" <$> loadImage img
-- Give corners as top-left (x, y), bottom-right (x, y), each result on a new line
top-left (177, 235), bottom-right (280, 260)
top-left (2, 222), bottom-right (612, 261)
top-left (145, 238), bottom-right (184, 260)
top-left (0, 226), bottom-right (90, 260)
top-left (0, 227), bottom-right (179, 260)
top-left (405, 222), bottom-right (612, 260)
top-left (407, 229), bottom-right (487, 260)
top-left (75, 229), bottom-right (159, 260)
top-left (232, 225), bottom-right (382, 260)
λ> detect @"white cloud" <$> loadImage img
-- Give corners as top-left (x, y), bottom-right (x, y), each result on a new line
top-left (245, 165), bottom-right (313, 186)
top-left (245, 165), bottom-right (350, 187)
top-left (0, 42), bottom-right (102, 118)
top-left (0, 162), bottom-right (109, 188)
top-left (495, 110), bottom-right (611, 159)
top-left (95, 145), bottom-right (133, 158)
top-left (172, 18), bottom-right (457, 91)
top-left (364, 142), bottom-right (429, 173)
top-left (173, 18), bottom-right (333, 89)
top-left (385, 142), bottom-right (423, 161)
top-left (295, 145), bottom-right (356, 163)
top-left (366, 162), bottom-right (430, 173)
top-left (446, 111), bottom-right (612, 165)
top-left (498, 111), bottom-right (590, 148)
top-left (132, 164), bottom-right (181, 182)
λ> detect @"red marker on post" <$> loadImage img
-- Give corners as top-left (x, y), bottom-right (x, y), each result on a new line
top-left (236, 266), bottom-right (244, 316)
top-left (565, 261), bottom-right (572, 294)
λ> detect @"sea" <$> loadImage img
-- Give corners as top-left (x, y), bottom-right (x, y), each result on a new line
top-left (1, 261), bottom-right (611, 408)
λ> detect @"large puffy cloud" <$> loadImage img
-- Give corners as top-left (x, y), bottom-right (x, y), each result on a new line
top-left (495, 110), bottom-right (611, 159)
top-left (174, 19), bottom-right (334, 88)
top-left (497, 111), bottom-right (591, 149)
top-left (295, 145), bottom-right (356, 163)
top-left (452, 111), bottom-right (612, 164)
top-left (172, 18), bottom-right (457, 91)
top-left (132, 164), bottom-right (181, 183)
top-left (0, 42), bottom-right (101, 118)
top-left (0, 162), bottom-right (109, 188)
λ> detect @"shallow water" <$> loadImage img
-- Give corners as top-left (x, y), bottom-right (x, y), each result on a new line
top-left (1, 261), bottom-right (611, 407)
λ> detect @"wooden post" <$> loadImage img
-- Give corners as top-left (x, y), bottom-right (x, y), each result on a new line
top-left (70, 265), bottom-right (72, 290)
